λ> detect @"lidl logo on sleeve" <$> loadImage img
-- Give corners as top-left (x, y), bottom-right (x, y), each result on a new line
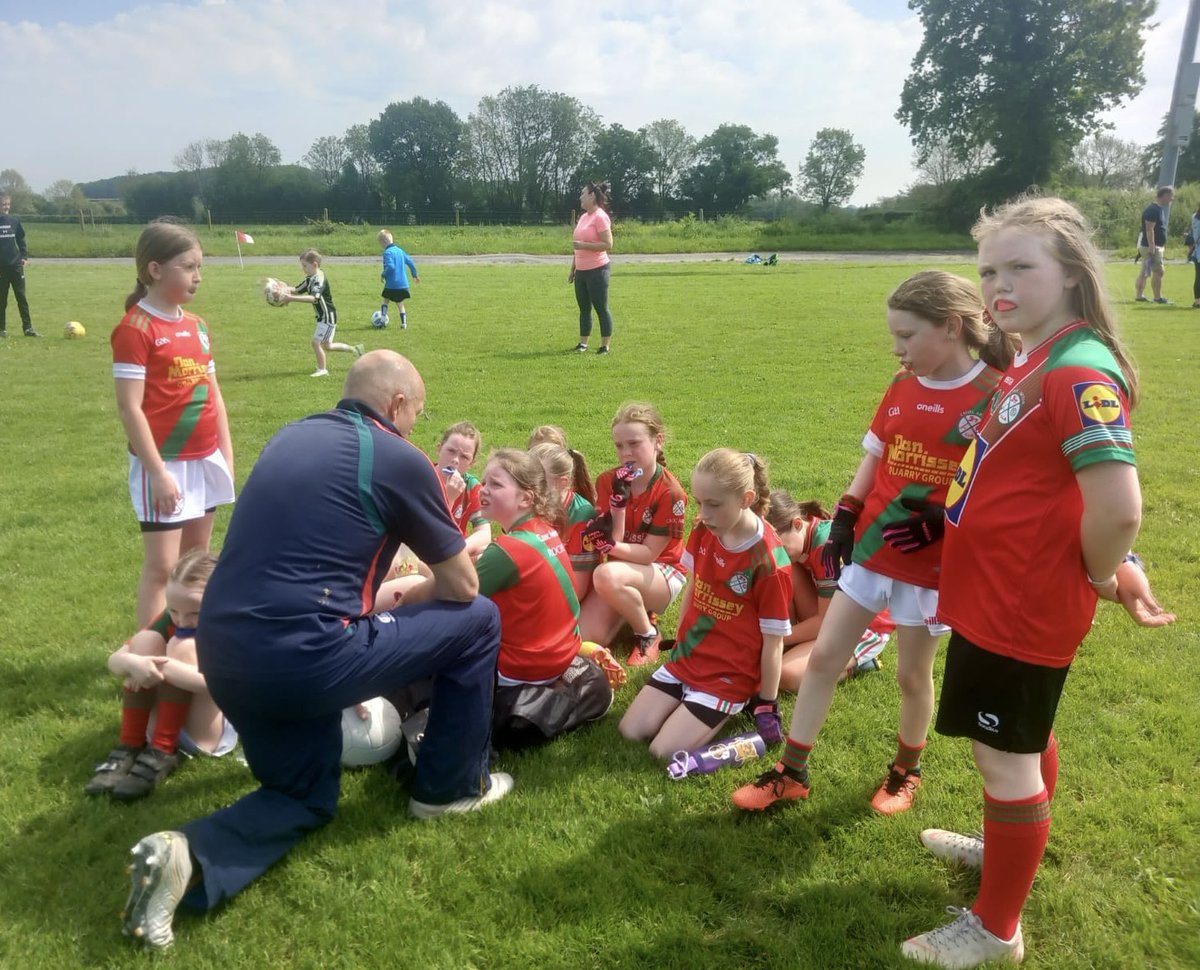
top-left (1074, 382), bottom-right (1125, 427)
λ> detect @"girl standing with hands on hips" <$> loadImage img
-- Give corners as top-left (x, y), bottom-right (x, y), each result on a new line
top-left (569, 181), bottom-right (615, 355)
top-left (620, 450), bottom-right (791, 759)
top-left (112, 221), bottom-right (234, 626)
top-left (732, 270), bottom-right (1012, 818)
top-left (900, 198), bottom-right (1146, 968)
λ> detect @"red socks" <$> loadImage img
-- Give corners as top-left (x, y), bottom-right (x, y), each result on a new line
top-left (118, 688), bottom-right (155, 748)
top-left (894, 735), bottom-right (926, 773)
top-left (973, 788), bottom-right (1051, 941)
top-left (149, 684), bottom-right (192, 754)
top-left (780, 737), bottom-right (813, 776)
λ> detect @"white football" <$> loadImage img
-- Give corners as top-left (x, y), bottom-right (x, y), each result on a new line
top-left (340, 696), bottom-right (403, 767)
top-left (262, 277), bottom-right (289, 307)
top-left (63, 321), bottom-right (86, 339)
top-left (371, 309), bottom-right (389, 328)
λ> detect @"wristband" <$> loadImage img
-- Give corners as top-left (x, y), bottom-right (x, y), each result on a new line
top-left (836, 493), bottom-right (864, 514)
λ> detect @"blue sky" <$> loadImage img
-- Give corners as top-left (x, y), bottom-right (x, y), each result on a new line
top-left (1, 1), bottom-right (1187, 204)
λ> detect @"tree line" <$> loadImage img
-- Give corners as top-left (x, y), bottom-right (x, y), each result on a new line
top-left (2, 1), bottom-right (1185, 232)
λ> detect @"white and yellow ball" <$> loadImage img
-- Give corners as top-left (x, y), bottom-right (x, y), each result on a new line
top-left (63, 321), bottom-right (86, 339)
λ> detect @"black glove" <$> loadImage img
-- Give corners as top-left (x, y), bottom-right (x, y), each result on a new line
top-left (821, 494), bottom-right (863, 581)
top-left (609, 463), bottom-right (643, 510)
top-left (881, 497), bottom-right (945, 553)
top-left (582, 512), bottom-right (615, 555)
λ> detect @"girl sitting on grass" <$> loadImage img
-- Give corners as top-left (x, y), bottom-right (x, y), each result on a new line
top-left (619, 449), bottom-right (791, 759)
top-left (86, 549), bottom-right (237, 801)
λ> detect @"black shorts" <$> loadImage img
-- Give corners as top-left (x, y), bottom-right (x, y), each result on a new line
top-left (935, 631), bottom-right (1070, 753)
top-left (381, 288), bottom-right (411, 303)
top-left (139, 506), bottom-right (217, 533)
top-left (646, 676), bottom-right (731, 728)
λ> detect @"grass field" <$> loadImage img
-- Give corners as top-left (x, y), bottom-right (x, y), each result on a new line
top-left (26, 218), bottom-right (974, 259)
top-left (0, 258), bottom-right (1196, 969)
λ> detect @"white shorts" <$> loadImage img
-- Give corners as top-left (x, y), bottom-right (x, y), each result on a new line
top-left (129, 448), bottom-right (235, 526)
top-left (176, 716), bottom-right (239, 758)
top-left (651, 665), bottom-right (748, 716)
top-left (313, 315), bottom-right (337, 343)
top-left (837, 563), bottom-right (949, 635)
top-left (655, 563), bottom-right (688, 607)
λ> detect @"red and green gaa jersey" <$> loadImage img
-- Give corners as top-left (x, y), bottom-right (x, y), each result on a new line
top-left (475, 515), bottom-right (581, 682)
top-left (111, 303), bottom-right (219, 460)
top-left (853, 361), bottom-right (1002, 588)
top-left (666, 518), bottom-right (792, 703)
top-left (801, 518), bottom-right (895, 634)
top-left (595, 465), bottom-right (687, 567)
top-left (449, 472), bottom-right (486, 536)
top-left (146, 609), bottom-right (178, 641)
top-left (563, 490), bottom-right (599, 574)
top-left (940, 322), bottom-right (1136, 667)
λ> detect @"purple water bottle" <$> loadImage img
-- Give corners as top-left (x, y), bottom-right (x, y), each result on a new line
top-left (667, 731), bottom-right (767, 780)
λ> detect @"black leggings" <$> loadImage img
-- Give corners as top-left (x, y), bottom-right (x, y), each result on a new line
top-left (1193, 260), bottom-right (1200, 301)
top-left (574, 264), bottom-right (613, 339)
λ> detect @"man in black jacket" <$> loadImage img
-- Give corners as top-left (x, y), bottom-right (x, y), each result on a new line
top-left (0, 192), bottom-right (40, 337)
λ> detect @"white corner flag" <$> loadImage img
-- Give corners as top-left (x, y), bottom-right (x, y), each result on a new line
top-left (235, 230), bottom-right (254, 268)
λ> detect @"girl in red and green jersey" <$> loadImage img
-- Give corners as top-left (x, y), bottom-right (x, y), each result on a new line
top-left (901, 198), bottom-right (1149, 967)
top-left (435, 421), bottom-right (491, 559)
top-left (620, 449), bottom-right (792, 760)
top-left (578, 403), bottom-right (689, 668)
top-left (112, 222), bottom-right (234, 628)
top-left (733, 271), bottom-right (1014, 820)
top-left (529, 441), bottom-right (600, 601)
top-left (475, 449), bottom-right (583, 687)
top-left (765, 491), bottom-right (896, 692)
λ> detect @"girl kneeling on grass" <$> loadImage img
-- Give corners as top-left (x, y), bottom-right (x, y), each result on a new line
top-left (578, 403), bottom-right (689, 667)
top-left (732, 270), bottom-right (1013, 819)
top-left (619, 449), bottom-right (792, 759)
top-left (899, 197), bottom-right (1161, 968)
top-left (86, 549), bottom-right (237, 801)
top-left (476, 449), bottom-right (612, 748)
top-left (765, 490), bottom-right (896, 691)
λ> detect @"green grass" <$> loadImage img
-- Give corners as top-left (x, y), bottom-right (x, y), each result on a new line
top-left (26, 218), bottom-right (972, 259)
top-left (1, 260), bottom-right (1196, 969)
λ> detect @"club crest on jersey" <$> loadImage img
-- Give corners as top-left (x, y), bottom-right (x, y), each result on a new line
top-left (198, 329), bottom-right (210, 353)
top-left (641, 509), bottom-right (654, 527)
top-left (956, 411), bottom-right (982, 439)
top-left (727, 571), bottom-right (751, 596)
top-left (672, 500), bottom-right (685, 517)
top-left (996, 391), bottom-right (1023, 425)
top-left (1074, 381), bottom-right (1125, 427)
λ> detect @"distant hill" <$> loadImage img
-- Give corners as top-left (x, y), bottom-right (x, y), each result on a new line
top-left (78, 172), bottom-right (174, 199)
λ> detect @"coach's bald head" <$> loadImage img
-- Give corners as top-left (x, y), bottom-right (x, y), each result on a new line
top-left (343, 350), bottom-right (425, 436)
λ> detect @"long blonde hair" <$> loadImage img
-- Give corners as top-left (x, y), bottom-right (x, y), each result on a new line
top-left (972, 195), bottom-right (1138, 408)
top-left (887, 270), bottom-right (1016, 371)
top-left (169, 547), bottom-right (218, 589)
top-left (529, 442), bottom-right (595, 505)
top-left (692, 448), bottom-right (770, 518)
top-left (486, 448), bottom-right (565, 532)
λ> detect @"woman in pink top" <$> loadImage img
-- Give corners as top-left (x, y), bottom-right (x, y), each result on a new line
top-left (568, 180), bottom-right (615, 355)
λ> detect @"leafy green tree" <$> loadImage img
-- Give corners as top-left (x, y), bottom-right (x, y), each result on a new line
top-left (798, 128), bottom-right (865, 211)
top-left (897, 0), bottom-right (1155, 201)
top-left (585, 124), bottom-right (657, 212)
top-left (369, 97), bottom-right (465, 211)
top-left (1067, 133), bottom-right (1146, 189)
top-left (303, 136), bottom-right (349, 188)
top-left (681, 124), bottom-right (791, 213)
top-left (640, 119), bottom-right (696, 209)
top-left (1141, 110), bottom-right (1200, 186)
top-left (0, 169), bottom-right (39, 211)
top-left (466, 85), bottom-right (599, 216)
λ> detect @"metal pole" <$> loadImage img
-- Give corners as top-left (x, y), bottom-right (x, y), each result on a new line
top-left (1158, 0), bottom-right (1200, 226)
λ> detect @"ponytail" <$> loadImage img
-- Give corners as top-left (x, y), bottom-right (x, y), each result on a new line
top-left (568, 448), bottom-right (596, 505)
top-left (125, 280), bottom-right (148, 312)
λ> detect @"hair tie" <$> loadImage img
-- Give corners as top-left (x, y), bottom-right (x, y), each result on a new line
top-left (744, 452), bottom-right (758, 467)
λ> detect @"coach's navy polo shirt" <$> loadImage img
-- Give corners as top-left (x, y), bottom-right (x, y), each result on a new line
top-left (198, 399), bottom-right (465, 679)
